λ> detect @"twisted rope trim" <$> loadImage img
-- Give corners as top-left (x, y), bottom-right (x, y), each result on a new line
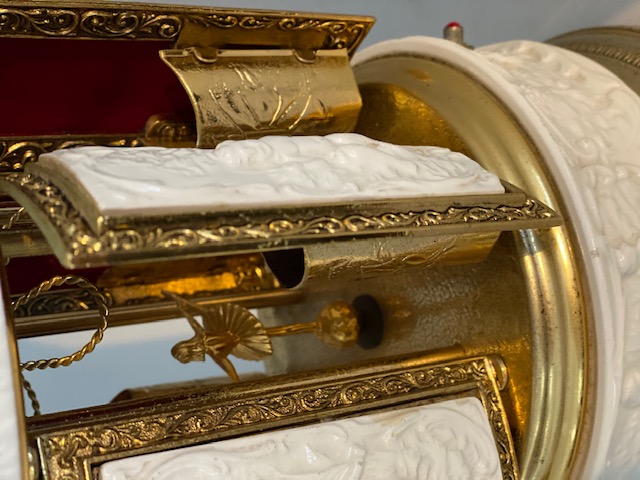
top-left (14, 275), bottom-right (110, 371)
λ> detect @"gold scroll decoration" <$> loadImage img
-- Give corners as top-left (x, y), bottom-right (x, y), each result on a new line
top-left (29, 354), bottom-right (518, 480)
top-left (0, 172), bottom-right (562, 269)
top-left (160, 47), bottom-right (362, 147)
top-left (0, 3), bottom-right (373, 55)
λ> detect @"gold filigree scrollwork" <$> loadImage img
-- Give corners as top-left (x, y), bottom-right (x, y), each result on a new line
top-left (0, 7), bottom-right (182, 39)
top-left (12, 288), bottom-right (101, 318)
top-left (33, 356), bottom-right (518, 480)
top-left (182, 15), bottom-right (369, 55)
top-left (0, 136), bottom-right (142, 173)
top-left (0, 173), bottom-right (560, 268)
top-left (0, 5), bottom-right (373, 54)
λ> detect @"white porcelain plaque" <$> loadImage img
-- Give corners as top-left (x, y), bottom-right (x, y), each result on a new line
top-left (99, 397), bottom-right (501, 480)
top-left (36, 133), bottom-right (504, 217)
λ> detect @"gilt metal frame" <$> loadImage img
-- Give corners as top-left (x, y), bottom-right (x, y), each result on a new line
top-left (27, 353), bottom-right (518, 480)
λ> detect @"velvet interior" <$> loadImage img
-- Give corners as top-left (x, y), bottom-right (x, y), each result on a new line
top-left (3, 37), bottom-right (194, 294)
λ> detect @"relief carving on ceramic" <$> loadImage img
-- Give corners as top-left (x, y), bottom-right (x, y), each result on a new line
top-left (99, 397), bottom-right (501, 480)
top-left (479, 40), bottom-right (640, 477)
top-left (35, 133), bottom-right (504, 217)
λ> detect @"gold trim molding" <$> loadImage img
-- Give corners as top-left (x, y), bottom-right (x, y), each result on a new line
top-left (0, 2), bottom-right (373, 55)
top-left (28, 354), bottom-right (518, 480)
top-left (0, 172), bottom-right (561, 268)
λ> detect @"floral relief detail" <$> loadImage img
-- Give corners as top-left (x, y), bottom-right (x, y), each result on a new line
top-left (38, 358), bottom-right (516, 480)
top-left (99, 398), bottom-right (502, 480)
top-left (0, 6), bottom-right (368, 53)
top-left (0, 8), bottom-right (182, 38)
top-left (480, 40), bottom-right (640, 477)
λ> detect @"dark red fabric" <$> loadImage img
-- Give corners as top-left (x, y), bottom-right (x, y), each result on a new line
top-left (0, 38), bottom-right (193, 136)
top-left (6, 256), bottom-right (104, 295)
top-left (2, 38), bottom-right (196, 290)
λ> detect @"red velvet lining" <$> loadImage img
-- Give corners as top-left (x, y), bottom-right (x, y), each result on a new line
top-left (7, 256), bottom-right (103, 296)
top-left (0, 38), bottom-right (193, 136)
top-left (3, 37), bottom-right (194, 293)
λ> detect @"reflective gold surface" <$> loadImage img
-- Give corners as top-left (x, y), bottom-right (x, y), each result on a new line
top-left (0, 1), bottom-right (373, 55)
top-left (0, 170), bottom-right (560, 268)
top-left (161, 47), bottom-right (361, 147)
top-left (97, 254), bottom-right (277, 305)
top-left (28, 353), bottom-right (518, 480)
top-left (347, 53), bottom-right (592, 478)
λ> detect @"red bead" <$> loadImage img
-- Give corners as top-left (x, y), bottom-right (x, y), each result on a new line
top-left (446, 21), bottom-right (462, 29)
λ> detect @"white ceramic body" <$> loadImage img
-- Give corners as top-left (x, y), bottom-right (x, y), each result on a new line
top-left (37, 135), bottom-right (502, 217)
top-left (353, 36), bottom-right (640, 478)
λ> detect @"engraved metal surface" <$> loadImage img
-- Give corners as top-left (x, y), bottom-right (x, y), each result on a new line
top-left (28, 354), bottom-right (518, 480)
top-left (160, 48), bottom-right (361, 147)
top-left (0, 2), bottom-right (373, 55)
top-left (0, 172), bottom-right (560, 268)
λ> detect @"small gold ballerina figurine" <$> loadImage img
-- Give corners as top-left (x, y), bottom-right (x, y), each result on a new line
top-left (164, 291), bottom-right (382, 382)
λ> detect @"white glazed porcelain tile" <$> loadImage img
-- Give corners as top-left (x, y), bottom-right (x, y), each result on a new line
top-left (99, 397), bottom-right (501, 480)
top-left (36, 133), bottom-right (504, 217)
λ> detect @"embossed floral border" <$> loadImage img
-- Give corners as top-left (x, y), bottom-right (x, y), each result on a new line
top-left (28, 354), bottom-right (518, 480)
top-left (0, 1), bottom-right (373, 55)
top-left (0, 172), bottom-right (560, 268)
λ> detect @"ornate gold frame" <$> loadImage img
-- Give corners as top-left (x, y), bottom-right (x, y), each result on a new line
top-left (27, 353), bottom-right (518, 480)
top-left (0, 2), bottom-right (373, 56)
top-left (0, 171), bottom-right (560, 268)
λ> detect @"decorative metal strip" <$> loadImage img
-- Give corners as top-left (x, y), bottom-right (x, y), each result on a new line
top-left (0, 3), bottom-right (372, 54)
top-left (1, 173), bottom-right (560, 268)
top-left (30, 355), bottom-right (518, 480)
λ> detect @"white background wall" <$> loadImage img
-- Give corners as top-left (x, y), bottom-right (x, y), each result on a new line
top-left (16, 0), bottom-right (640, 415)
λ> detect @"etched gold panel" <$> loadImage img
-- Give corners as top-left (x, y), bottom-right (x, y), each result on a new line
top-left (160, 47), bottom-right (361, 147)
